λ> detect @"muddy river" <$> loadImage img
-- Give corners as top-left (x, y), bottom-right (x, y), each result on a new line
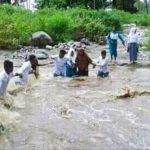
top-left (0, 44), bottom-right (150, 150)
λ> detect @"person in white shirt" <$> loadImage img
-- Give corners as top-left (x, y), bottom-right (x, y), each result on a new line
top-left (52, 49), bottom-right (68, 77)
top-left (0, 60), bottom-right (21, 98)
top-left (15, 55), bottom-right (38, 85)
top-left (97, 50), bottom-right (109, 78)
top-left (127, 27), bottom-right (138, 64)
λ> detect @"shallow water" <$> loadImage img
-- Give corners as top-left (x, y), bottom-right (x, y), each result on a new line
top-left (0, 45), bottom-right (150, 150)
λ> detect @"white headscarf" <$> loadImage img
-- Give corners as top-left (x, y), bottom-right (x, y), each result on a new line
top-left (66, 48), bottom-right (76, 65)
top-left (128, 27), bottom-right (138, 43)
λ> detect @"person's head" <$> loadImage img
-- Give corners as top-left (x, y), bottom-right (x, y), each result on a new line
top-left (78, 48), bottom-right (85, 56)
top-left (29, 54), bottom-right (37, 66)
top-left (130, 27), bottom-right (137, 35)
top-left (101, 50), bottom-right (106, 59)
top-left (59, 49), bottom-right (66, 58)
top-left (112, 26), bottom-right (117, 32)
top-left (68, 48), bottom-right (75, 57)
top-left (4, 60), bottom-right (13, 74)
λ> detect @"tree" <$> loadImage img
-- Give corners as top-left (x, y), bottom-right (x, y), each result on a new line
top-left (144, 0), bottom-right (148, 13)
top-left (0, 0), bottom-right (11, 4)
top-left (36, 0), bottom-right (107, 9)
top-left (112, 0), bottom-right (138, 13)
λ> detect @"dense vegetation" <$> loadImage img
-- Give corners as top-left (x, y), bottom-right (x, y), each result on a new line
top-left (0, 4), bottom-right (150, 49)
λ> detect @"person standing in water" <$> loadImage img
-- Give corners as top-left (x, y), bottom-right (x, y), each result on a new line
top-left (15, 54), bottom-right (38, 86)
top-left (52, 49), bottom-right (68, 77)
top-left (97, 50), bottom-right (109, 78)
top-left (66, 48), bottom-right (77, 77)
top-left (107, 26), bottom-right (125, 63)
top-left (127, 27), bottom-right (138, 64)
top-left (76, 48), bottom-right (95, 76)
top-left (0, 60), bottom-right (21, 98)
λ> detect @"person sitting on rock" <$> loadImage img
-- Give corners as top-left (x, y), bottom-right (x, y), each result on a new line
top-left (97, 50), bottom-right (109, 78)
top-left (76, 48), bottom-right (96, 76)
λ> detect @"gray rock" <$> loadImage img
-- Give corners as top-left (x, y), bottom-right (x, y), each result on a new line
top-left (74, 42), bottom-right (81, 48)
top-left (81, 38), bottom-right (90, 46)
top-left (46, 45), bottom-right (53, 50)
top-left (31, 31), bottom-right (53, 48)
top-left (35, 49), bottom-right (49, 60)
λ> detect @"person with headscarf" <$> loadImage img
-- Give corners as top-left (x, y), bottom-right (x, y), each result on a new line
top-left (107, 26), bottom-right (125, 63)
top-left (127, 27), bottom-right (138, 64)
top-left (76, 48), bottom-right (96, 76)
top-left (66, 48), bottom-right (77, 77)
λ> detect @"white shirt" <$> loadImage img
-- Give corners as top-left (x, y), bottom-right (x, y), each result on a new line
top-left (97, 57), bottom-right (109, 73)
top-left (0, 72), bottom-right (12, 97)
top-left (128, 34), bottom-right (138, 43)
top-left (54, 57), bottom-right (68, 75)
top-left (110, 32), bottom-right (118, 40)
top-left (16, 61), bottom-right (32, 85)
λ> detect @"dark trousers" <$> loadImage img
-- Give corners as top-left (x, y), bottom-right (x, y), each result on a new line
top-left (97, 71), bottom-right (109, 78)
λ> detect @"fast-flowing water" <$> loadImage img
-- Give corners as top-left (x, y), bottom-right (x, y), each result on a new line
top-left (0, 44), bottom-right (150, 150)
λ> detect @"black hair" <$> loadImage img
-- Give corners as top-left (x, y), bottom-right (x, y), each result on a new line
top-left (60, 49), bottom-right (66, 55)
top-left (4, 60), bottom-right (13, 70)
top-left (29, 54), bottom-right (36, 62)
top-left (101, 50), bottom-right (106, 56)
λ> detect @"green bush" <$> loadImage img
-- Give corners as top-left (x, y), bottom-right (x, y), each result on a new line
top-left (0, 5), bottom-right (150, 50)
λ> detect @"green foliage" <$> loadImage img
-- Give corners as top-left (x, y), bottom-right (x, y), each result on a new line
top-left (1, 5), bottom-right (150, 50)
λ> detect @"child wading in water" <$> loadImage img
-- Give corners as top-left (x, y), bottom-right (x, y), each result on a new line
top-left (97, 50), bottom-right (109, 78)
top-left (0, 60), bottom-right (21, 98)
top-left (76, 48), bottom-right (95, 76)
top-left (52, 49), bottom-right (68, 77)
top-left (15, 54), bottom-right (38, 86)
top-left (66, 48), bottom-right (77, 77)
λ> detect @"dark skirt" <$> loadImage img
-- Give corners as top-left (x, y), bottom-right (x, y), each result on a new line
top-left (128, 43), bottom-right (138, 62)
top-left (77, 70), bottom-right (88, 76)
top-left (66, 64), bottom-right (77, 77)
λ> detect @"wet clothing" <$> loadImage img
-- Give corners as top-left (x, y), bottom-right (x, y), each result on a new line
top-left (76, 50), bottom-right (92, 76)
top-left (0, 72), bottom-right (12, 97)
top-left (108, 31), bottom-right (125, 58)
top-left (127, 27), bottom-right (138, 62)
top-left (97, 71), bottom-right (109, 78)
top-left (53, 57), bottom-right (68, 77)
top-left (97, 56), bottom-right (109, 78)
top-left (15, 61), bottom-right (32, 85)
top-left (66, 48), bottom-right (77, 77)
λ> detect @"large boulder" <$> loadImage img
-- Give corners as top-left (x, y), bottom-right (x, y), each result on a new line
top-left (31, 31), bottom-right (53, 48)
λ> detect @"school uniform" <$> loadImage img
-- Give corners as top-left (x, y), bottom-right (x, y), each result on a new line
top-left (108, 31), bottom-right (125, 58)
top-left (15, 61), bottom-right (32, 85)
top-left (97, 57), bottom-right (109, 78)
top-left (0, 72), bottom-right (12, 97)
top-left (127, 28), bottom-right (138, 62)
top-left (53, 57), bottom-right (68, 77)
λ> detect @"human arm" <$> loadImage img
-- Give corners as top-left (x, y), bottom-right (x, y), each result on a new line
top-left (118, 33), bottom-right (125, 46)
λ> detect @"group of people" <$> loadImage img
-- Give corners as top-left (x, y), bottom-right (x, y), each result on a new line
top-left (0, 26), bottom-right (139, 98)
top-left (108, 26), bottom-right (139, 64)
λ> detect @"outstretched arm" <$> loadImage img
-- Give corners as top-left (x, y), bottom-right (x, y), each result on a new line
top-left (118, 34), bottom-right (125, 46)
